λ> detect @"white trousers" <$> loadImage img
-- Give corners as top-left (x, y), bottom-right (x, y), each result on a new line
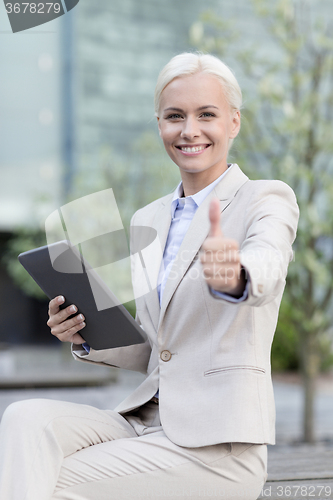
top-left (0, 398), bottom-right (267, 500)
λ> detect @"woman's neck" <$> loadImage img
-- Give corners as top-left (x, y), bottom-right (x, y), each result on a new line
top-left (180, 165), bottom-right (228, 197)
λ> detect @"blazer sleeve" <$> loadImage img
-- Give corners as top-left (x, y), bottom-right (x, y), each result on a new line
top-left (71, 336), bottom-right (152, 374)
top-left (71, 211), bottom-right (152, 374)
top-left (239, 179), bottom-right (299, 307)
top-left (212, 179), bottom-right (299, 308)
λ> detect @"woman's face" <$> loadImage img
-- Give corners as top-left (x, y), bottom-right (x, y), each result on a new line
top-left (157, 72), bottom-right (240, 188)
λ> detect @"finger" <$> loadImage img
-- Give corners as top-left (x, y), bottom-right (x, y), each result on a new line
top-left (203, 268), bottom-right (240, 293)
top-left (48, 295), bottom-right (65, 316)
top-left (60, 304), bottom-right (79, 322)
top-left (49, 313), bottom-right (85, 334)
top-left (51, 318), bottom-right (86, 342)
top-left (202, 237), bottom-right (238, 252)
top-left (202, 263), bottom-right (239, 278)
top-left (47, 304), bottom-right (78, 328)
top-left (200, 247), bottom-right (239, 264)
top-left (209, 199), bottom-right (223, 238)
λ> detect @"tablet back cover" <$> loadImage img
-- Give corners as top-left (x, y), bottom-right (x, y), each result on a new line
top-left (18, 241), bottom-right (145, 350)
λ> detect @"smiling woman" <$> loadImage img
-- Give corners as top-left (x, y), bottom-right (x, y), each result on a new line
top-left (157, 71), bottom-right (241, 195)
top-left (0, 53), bottom-right (299, 500)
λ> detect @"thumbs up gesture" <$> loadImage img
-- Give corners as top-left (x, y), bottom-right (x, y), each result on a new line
top-left (200, 199), bottom-right (245, 296)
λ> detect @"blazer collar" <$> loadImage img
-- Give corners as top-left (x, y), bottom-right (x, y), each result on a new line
top-left (213, 163), bottom-right (249, 200)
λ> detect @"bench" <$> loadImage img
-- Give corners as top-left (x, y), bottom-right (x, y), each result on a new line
top-left (259, 443), bottom-right (333, 500)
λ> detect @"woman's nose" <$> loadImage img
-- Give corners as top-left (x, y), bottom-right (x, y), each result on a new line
top-left (180, 117), bottom-right (200, 139)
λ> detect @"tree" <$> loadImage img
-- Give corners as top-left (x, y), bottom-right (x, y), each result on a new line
top-left (192, 0), bottom-right (333, 442)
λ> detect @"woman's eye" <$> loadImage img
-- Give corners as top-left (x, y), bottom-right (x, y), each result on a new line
top-left (200, 112), bottom-right (215, 118)
top-left (166, 113), bottom-right (183, 119)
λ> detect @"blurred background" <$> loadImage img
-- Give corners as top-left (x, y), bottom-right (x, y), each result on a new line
top-left (0, 0), bottom-right (332, 454)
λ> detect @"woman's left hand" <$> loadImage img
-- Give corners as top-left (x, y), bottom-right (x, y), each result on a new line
top-left (200, 199), bottom-right (246, 297)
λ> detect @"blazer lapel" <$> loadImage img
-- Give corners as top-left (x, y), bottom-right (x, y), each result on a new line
top-left (157, 164), bottom-right (249, 330)
top-left (140, 194), bottom-right (173, 329)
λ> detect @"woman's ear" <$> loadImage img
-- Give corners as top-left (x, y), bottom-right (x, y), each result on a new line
top-left (157, 117), bottom-right (161, 137)
top-left (229, 110), bottom-right (241, 139)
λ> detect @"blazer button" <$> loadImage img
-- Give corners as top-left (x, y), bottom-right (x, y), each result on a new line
top-left (160, 350), bottom-right (172, 362)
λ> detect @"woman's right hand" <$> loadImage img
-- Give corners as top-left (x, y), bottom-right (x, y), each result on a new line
top-left (47, 295), bottom-right (86, 344)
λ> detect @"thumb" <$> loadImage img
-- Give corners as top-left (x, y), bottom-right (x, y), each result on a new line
top-left (209, 199), bottom-right (223, 238)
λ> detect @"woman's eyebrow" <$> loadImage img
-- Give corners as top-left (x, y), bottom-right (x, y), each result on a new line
top-left (163, 105), bottom-right (219, 113)
top-left (197, 105), bottom-right (219, 110)
top-left (163, 107), bottom-right (184, 112)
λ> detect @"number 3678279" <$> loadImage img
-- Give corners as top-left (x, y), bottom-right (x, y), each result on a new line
top-left (5, 3), bottom-right (61, 14)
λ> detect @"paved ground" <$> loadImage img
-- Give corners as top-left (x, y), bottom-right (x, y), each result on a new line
top-left (272, 372), bottom-right (333, 444)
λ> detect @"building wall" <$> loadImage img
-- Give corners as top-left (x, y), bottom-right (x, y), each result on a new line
top-left (0, 11), bottom-right (63, 231)
top-left (73, 0), bottom-right (232, 176)
top-left (0, 9), bottom-right (65, 343)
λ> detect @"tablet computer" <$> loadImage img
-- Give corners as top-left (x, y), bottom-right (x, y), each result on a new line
top-left (18, 241), bottom-right (146, 350)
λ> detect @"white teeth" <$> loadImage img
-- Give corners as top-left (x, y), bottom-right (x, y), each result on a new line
top-left (180, 145), bottom-right (206, 152)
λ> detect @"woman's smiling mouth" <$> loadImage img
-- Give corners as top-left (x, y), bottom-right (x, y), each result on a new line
top-left (175, 144), bottom-right (211, 155)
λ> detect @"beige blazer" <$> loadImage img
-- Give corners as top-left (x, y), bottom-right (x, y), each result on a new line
top-left (73, 164), bottom-right (299, 448)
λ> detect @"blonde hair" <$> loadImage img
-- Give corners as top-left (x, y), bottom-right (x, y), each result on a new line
top-left (154, 52), bottom-right (242, 117)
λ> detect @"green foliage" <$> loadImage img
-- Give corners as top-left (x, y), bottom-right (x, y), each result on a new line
top-left (3, 229), bottom-right (47, 300)
top-left (272, 298), bottom-right (299, 371)
top-left (123, 300), bottom-right (136, 319)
